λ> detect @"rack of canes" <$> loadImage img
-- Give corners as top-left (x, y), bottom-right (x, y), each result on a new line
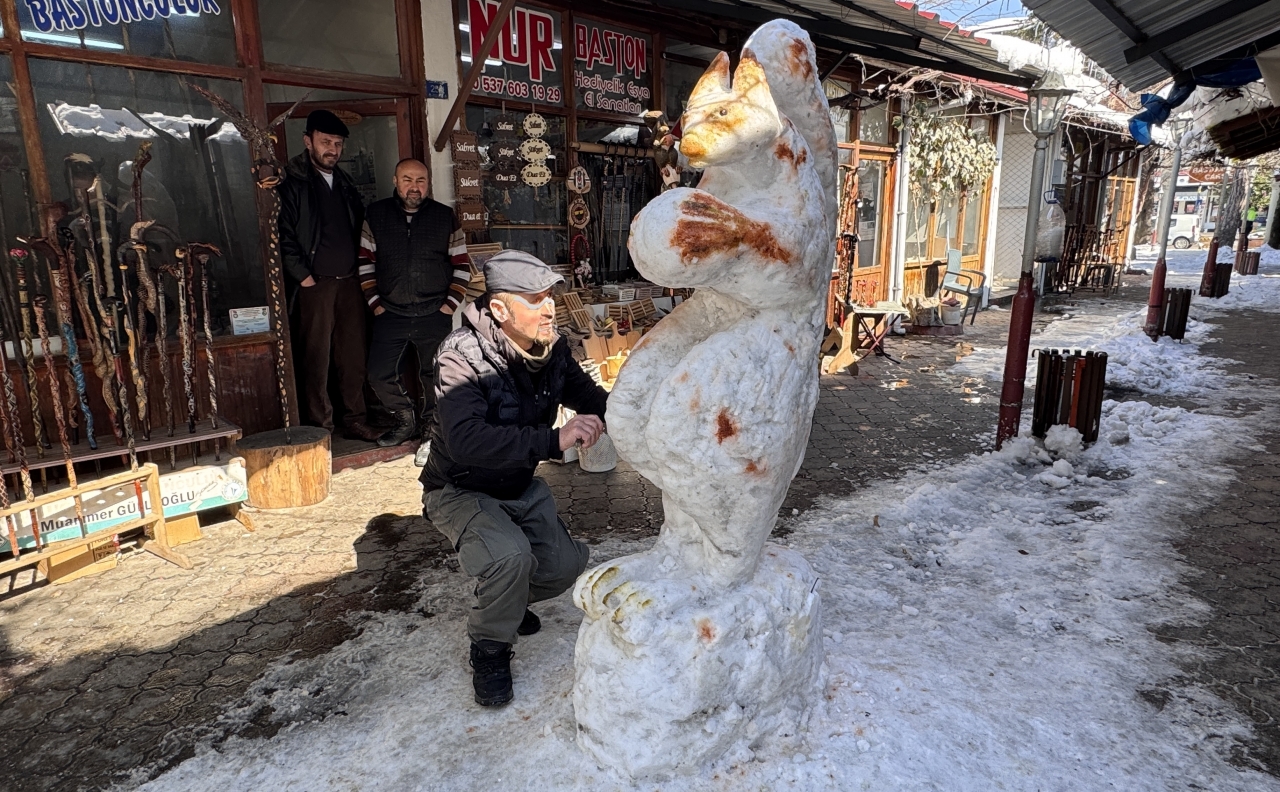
top-left (0, 254), bottom-right (188, 576)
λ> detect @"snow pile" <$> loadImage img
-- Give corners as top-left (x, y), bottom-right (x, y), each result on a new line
top-left (127, 308), bottom-right (1279, 792)
top-left (957, 306), bottom-right (1230, 398)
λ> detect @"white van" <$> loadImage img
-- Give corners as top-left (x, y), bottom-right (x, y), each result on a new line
top-left (1167, 214), bottom-right (1199, 249)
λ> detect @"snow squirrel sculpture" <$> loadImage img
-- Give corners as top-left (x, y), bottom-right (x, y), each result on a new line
top-left (572, 20), bottom-right (836, 778)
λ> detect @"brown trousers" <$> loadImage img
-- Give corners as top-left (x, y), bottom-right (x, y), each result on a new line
top-left (297, 275), bottom-right (368, 431)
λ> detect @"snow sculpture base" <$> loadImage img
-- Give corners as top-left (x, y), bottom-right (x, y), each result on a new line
top-left (572, 544), bottom-right (821, 778)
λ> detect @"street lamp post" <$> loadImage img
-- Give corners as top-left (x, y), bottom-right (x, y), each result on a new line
top-left (996, 71), bottom-right (1074, 449)
top-left (1144, 116), bottom-right (1189, 340)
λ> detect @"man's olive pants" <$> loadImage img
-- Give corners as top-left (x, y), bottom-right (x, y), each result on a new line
top-left (423, 478), bottom-right (589, 645)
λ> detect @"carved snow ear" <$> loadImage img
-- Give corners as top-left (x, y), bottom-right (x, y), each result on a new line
top-left (688, 51), bottom-right (732, 105)
top-left (732, 55), bottom-right (777, 115)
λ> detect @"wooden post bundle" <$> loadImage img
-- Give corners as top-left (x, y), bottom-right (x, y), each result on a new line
top-left (1031, 349), bottom-right (1109, 444)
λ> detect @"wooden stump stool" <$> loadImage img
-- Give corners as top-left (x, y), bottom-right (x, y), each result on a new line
top-left (237, 427), bottom-right (331, 509)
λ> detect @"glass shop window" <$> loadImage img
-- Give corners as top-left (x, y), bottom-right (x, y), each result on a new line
top-left (931, 193), bottom-right (960, 260)
top-left (962, 193), bottom-right (983, 257)
top-left (28, 59), bottom-right (263, 335)
top-left (259, 0), bottom-right (401, 77)
top-left (824, 79), bottom-right (851, 143)
top-left (467, 105), bottom-right (567, 263)
top-left (17, 0), bottom-right (238, 67)
top-left (858, 101), bottom-right (889, 145)
top-left (905, 193), bottom-right (931, 262)
top-left (662, 41), bottom-right (721, 123)
top-left (575, 120), bottom-right (656, 282)
top-left (0, 55), bottom-right (37, 254)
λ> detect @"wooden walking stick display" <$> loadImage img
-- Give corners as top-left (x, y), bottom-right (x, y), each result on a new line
top-left (67, 217), bottom-right (123, 445)
top-left (26, 236), bottom-right (98, 451)
top-left (0, 364), bottom-right (25, 558)
top-left (10, 250), bottom-right (49, 457)
top-left (109, 301), bottom-right (139, 470)
top-left (31, 295), bottom-right (91, 539)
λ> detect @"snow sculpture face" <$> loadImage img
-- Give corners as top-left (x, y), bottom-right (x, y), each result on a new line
top-left (679, 54), bottom-right (784, 170)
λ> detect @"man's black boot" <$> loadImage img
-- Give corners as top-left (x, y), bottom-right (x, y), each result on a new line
top-left (377, 410), bottom-right (416, 447)
top-left (517, 609), bottom-right (541, 636)
top-left (470, 640), bottom-right (514, 707)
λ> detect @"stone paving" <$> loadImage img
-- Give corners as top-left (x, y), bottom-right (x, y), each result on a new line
top-left (0, 283), bottom-right (1277, 790)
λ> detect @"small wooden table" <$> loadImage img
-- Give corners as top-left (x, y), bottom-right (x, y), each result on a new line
top-left (821, 305), bottom-right (906, 374)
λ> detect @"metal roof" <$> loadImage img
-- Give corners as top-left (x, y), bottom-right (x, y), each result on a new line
top-left (616, 0), bottom-right (1040, 87)
top-left (1022, 0), bottom-right (1280, 91)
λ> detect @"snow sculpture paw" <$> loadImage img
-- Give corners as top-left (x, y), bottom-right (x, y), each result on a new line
top-left (573, 19), bottom-right (837, 778)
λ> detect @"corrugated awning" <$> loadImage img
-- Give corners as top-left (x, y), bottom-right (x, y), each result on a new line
top-left (604, 0), bottom-right (1040, 87)
top-left (1022, 0), bottom-right (1280, 92)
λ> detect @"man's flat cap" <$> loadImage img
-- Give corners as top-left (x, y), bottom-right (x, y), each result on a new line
top-left (305, 109), bottom-right (349, 138)
top-left (484, 250), bottom-right (564, 295)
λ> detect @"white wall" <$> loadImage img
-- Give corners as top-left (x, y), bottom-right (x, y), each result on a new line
top-left (422, 0), bottom-right (459, 205)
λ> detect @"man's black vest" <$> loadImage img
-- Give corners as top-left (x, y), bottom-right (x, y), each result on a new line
top-left (364, 196), bottom-right (455, 316)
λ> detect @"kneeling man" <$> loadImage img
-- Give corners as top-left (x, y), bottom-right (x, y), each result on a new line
top-left (420, 250), bottom-right (608, 707)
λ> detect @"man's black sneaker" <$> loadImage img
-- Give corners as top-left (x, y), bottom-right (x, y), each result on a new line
top-left (517, 609), bottom-right (541, 636)
top-left (470, 640), bottom-right (514, 707)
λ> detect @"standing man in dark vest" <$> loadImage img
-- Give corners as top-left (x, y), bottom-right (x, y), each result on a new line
top-left (359, 158), bottom-right (472, 459)
top-left (278, 109), bottom-right (382, 441)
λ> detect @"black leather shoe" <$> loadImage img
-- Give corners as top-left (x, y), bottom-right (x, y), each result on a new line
top-left (377, 410), bottom-right (416, 447)
top-left (517, 609), bottom-right (541, 636)
top-left (470, 640), bottom-right (514, 707)
top-left (344, 421), bottom-right (385, 442)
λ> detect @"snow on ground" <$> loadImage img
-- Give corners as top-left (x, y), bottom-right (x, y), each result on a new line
top-left (1161, 246), bottom-right (1280, 314)
top-left (129, 301), bottom-right (1279, 791)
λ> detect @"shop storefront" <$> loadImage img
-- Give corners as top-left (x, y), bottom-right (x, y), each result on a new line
top-left (0, 0), bottom-right (431, 436)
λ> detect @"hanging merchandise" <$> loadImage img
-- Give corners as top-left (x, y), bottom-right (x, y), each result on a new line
top-left (523, 112), bottom-right (548, 138)
top-left (522, 163), bottom-right (552, 188)
top-left (569, 198), bottom-right (591, 229)
top-left (568, 166), bottom-right (592, 194)
top-left (493, 114), bottom-right (520, 139)
top-left (520, 138), bottom-right (552, 163)
top-left (571, 233), bottom-right (593, 289)
top-left (491, 138), bottom-right (520, 171)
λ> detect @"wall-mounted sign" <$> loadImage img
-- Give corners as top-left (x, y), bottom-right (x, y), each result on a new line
top-left (451, 131), bottom-right (480, 163)
top-left (426, 80), bottom-right (450, 100)
top-left (491, 140), bottom-right (519, 162)
top-left (455, 169), bottom-right (483, 197)
top-left (458, 0), bottom-right (564, 105)
top-left (521, 162), bottom-right (552, 187)
top-left (23, 0), bottom-right (223, 34)
top-left (458, 201), bottom-right (490, 230)
top-left (1185, 165), bottom-right (1226, 184)
top-left (520, 137), bottom-right (551, 162)
top-left (573, 19), bottom-right (651, 115)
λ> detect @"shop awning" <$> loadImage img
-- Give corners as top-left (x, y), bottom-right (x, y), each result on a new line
top-left (1021, 0), bottom-right (1280, 91)
top-left (603, 0), bottom-right (1040, 87)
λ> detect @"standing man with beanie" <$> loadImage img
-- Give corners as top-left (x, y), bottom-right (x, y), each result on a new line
top-left (278, 109), bottom-right (382, 442)
top-left (359, 158), bottom-right (472, 459)
top-left (420, 251), bottom-right (608, 707)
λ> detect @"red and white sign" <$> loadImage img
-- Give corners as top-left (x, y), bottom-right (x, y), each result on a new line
top-left (459, 0), bottom-right (564, 104)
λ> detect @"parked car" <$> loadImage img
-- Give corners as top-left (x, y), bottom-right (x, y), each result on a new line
top-left (1167, 214), bottom-right (1198, 249)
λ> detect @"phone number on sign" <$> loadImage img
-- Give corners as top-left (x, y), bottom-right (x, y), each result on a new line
top-left (474, 76), bottom-right (563, 104)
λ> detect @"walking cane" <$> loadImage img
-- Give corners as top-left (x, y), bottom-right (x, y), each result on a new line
top-left (115, 244), bottom-right (149, 440)
top-left (189, 244), bottom-right (222, 430)
top-left (0, 364), bottom-right (23, 558)
top-left (0, 318), bottom-right (42, 550)
top-left (174, 247), bottom-right (197, 434)
top-left (32, 296), bottom-right (91, 538)
top-left (26, 236), bottom-right (98, 451)
top-left (68, 215), bottom-right (124, 444)
top-left (109, 301), bottom-right (139, 471)
top-left (10, 249), bottom-right (50, 495)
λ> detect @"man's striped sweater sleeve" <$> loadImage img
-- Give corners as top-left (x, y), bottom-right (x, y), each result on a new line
top-left (443, 220), bottom-right (471, 315)
top-left (358, 220), bottom-right (381, 312)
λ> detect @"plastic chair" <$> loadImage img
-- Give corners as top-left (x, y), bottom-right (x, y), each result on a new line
top-left (939, 249), bottom-right (986, 325)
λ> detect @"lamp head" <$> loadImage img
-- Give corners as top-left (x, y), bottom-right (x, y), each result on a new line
top-left (1026, 71), bottom-right (1075, 138)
